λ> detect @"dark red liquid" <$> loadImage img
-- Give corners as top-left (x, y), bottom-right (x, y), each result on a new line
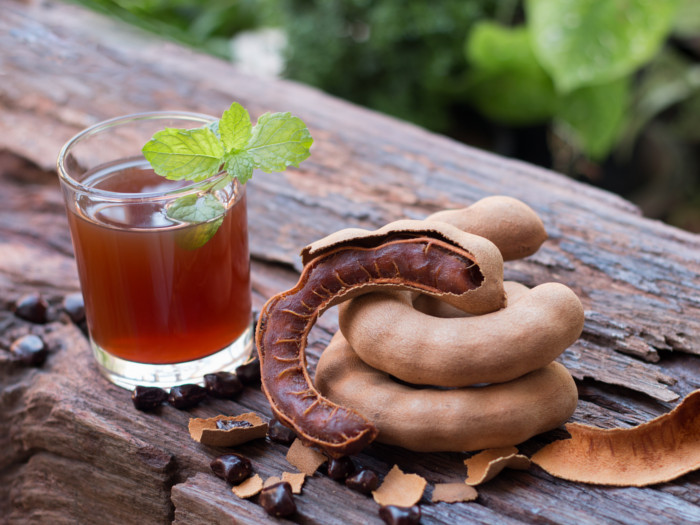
top-left (67, 165), bottom-right (251, 364)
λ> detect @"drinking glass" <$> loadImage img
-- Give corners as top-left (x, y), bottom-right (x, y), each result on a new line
top-left (57, 112), bottom-right (253, 389)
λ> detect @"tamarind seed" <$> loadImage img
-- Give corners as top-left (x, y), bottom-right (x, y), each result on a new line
top-left (345, 468), bottom-right (379, 494)
top-left (131, 386), bottom-right (168, 411)
top-left (14, 293), bottom-right (48, 324)
top-left (216, 419), bottom-right (253, 430)
top-left (168, 384), bottom-right (207, 409)
top-left (203, 372), bottom-right (243, 399)
top-left (210, 453), bottom-right (252, 485)
top-left (326, 456), bottom-right (355, 481)
top-left (62, 292), bottom-right (85, 323)
top-left (235, 356), bottom-right (261, 386)
top-left (379, 505), bottom-right (421, 525)
top-left (259, 482), bottom-right (296, 518)
top-left (267, 417), bottom-right (296, 445)
top-left (10, 334), bottom-right (48, 366)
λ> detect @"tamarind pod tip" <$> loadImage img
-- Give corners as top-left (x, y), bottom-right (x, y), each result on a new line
top-left (425, 195), bottom-right (547, 261)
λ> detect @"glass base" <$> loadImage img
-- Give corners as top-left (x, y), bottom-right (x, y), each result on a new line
top-left (92, 321), bottom-right (255, 390)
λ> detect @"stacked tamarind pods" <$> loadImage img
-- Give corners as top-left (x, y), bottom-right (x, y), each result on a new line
top-left (255, 196), bottom-right (584, 457)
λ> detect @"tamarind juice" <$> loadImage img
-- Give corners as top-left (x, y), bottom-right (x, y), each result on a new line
top-left (65, 162), bottom-right (252, 367)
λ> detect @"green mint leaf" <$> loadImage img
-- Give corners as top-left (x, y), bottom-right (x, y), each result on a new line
top-left (142, 127), bottom-right (224, 181)
top-left (219, 102), bottom-right (253, 151)
top-left (246, 112), bottom-right (313, 172)
top-left (167, 193), bottom-right (226, 250)
top-left (224, 150), bottom-right (255, 184)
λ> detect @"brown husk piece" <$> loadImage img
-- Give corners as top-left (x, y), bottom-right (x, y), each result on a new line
top-left (531, 389), bottom-right (700, 486)
top-left (188, 413), bottom-right (268, 447)
top-left (282, 471), bottom-right (306, 494)
top-left (286, 439), bottom-right (327, 476)
top-left (232, 474), bottom-right (263, 499)
top-left (431, 483), bottom-right (478, 503)
top-left (263, 476), bottom-right (282, 488)
top-left (372, 465), bottom-right (427, 507)
top-left (464, 447), bottom-right (531, 486)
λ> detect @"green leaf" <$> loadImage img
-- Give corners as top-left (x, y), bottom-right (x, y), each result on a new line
top-left (219, 102), bottom-right (253, 151)
top-left (526, 0), bottom-right (681, 93)
top-left (556, 77), bottom-right (629, 159)
top-left (465, 22), bottom-right (556, 125)
top-left (224, 150), bottom-right (255, 184)
top-left (246, 112), bottom-right (313, 172)
top-left (167, 193), bottom-right (226, 250)
top-left (142, 127), bottom-right (224, 181)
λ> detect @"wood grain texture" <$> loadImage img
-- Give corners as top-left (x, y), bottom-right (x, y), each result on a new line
top-left (0, 1), bottom-right (699, 523)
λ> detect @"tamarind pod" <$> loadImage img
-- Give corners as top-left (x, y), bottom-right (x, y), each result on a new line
top-left (338, 282), bottom-right (584, 387)
top-left (425, 196), bottom-right (547, 261)
top-left (256, 226), bottom-right (505, 458)
top-left (314, 331), bottom-right (579, 453)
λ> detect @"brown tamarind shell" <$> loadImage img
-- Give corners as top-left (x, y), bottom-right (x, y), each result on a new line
top-left (256, 222), bottom-right (505, 457)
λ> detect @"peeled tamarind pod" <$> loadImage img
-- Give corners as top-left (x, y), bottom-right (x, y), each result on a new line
top-left (314, 331), bottom-right (579, 452)
top-left (425, 196), bottom-right (547, 261)
top-left (256, 221), bottom-right (505, 457)
top-left (338, 281), bottom-right (584, 387)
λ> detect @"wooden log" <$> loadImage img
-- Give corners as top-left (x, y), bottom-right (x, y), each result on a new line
top-left (0, 1), bottom-right (698, 524)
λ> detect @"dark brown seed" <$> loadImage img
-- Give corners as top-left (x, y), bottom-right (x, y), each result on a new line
top-left (14, 293), bottom-right (48, 324)
top-left (235, 355), bottom-right (261, 385)
top-left (131, 386), bottom-right (168, 411)
top-left (204, 371), bottom-right (243, 399)
top-left (267, 417), bottom-right (296, 445)
top-left (216, 419), bottom-right (253, 430)
top-left (379, 505), bottom-right (421, 525)
top-left (259, 482), bottom-right (296, 518)
top-left (327, 456), bottom-right (355, 481)
top-left (345, 468), bottom-right (379, 494)
top-left (168, 384), bottom-right (207, 409)
top-left (62, 292), bottom-right (85, 323)
top-left (10, 334), bottom-right (48, 366)
top-left (210, 453), bottom-right (252, 485)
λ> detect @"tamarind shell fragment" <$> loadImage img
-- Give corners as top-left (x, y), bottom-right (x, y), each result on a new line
top-left (315, 331), bottom-right (578, 453)
top-left (256, 222), bottom-right (505, 457)
top-left (339, 281), bottom-right (584, 387)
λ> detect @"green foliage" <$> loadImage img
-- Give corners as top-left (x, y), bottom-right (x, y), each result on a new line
top-left (462, 0), bottom-right (681, 159)
top-left (67, 0), bottom-right (279, 58)
top-left (465, 23), bottom-right (556, 125)
top-left (280, 0), bottom-right (498, 131)
top-left (526, 0), bottom-right (680, 93)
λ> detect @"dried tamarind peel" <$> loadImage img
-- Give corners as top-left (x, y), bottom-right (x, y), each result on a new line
top-left (372, 465), bottom-right (427, 507)
top-left (425, 195), bottom-right (547, 261)
top-left (463, 446), bottom-right (531, 486)
top-left (256, 220), bottom-right (505, 457)
top-left (339, 281), bottom-right (584, 387)
top-left (431, 483), bottom-right (479, 503)
top-left (531, 389), bottom-right (700, 486)
top-left (188, 413), bottom-right (268, 447)
top-left (315, 331), bottom-right (578, 452)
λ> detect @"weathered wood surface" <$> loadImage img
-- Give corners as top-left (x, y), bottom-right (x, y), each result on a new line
top-left (0, 1), bottom-right (699, 523)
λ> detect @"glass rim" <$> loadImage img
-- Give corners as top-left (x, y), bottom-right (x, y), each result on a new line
top-left (56, 110), bottom-right (230, 203)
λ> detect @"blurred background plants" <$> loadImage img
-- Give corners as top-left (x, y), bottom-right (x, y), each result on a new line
top-left (69, 0), bottom-right (700, 232)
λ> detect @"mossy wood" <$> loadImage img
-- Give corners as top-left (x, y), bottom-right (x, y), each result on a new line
top-left (0, 2), bottom-right (698, 524)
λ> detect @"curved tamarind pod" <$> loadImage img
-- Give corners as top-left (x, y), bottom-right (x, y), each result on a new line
top-left (338, 282), bottom-right (584, 387)
top-left (411, 280), bottom-right (529, 319)
top-left (256, 223), bottom-right (505, 457)
top-left (314, 331), bottom-right (578, 452)
top-left (425, 196), bottom-right (547, 261)
top-left (299, 220), bottom-right (505, 314)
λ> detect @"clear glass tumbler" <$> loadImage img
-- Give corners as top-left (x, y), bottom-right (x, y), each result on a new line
top-left (57, 112), bottom-right (253, 389)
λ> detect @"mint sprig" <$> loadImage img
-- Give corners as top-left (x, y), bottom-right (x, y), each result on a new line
top-left (142, 102), bottom-right (313, 247)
